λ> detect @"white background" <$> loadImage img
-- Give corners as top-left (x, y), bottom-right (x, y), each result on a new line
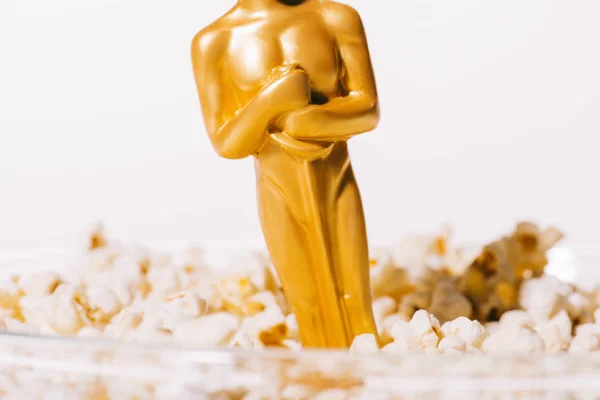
top-left (1, 1), bottom-right (599, 252)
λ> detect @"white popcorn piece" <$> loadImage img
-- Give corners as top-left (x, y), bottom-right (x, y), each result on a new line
top-left (349, 334), bottom-right (379, 354)
top-left (214, 276), bottom-right (257, 315)
top-left (239, 306), bottom-right (288, 346)
top-left (103, 308), bottom-right (144, 339)
top-left (569, 332), bottom-right (600, 353)
top-left (247, 291), bottom-right (280, 314)
top-left (482, 326), bottom-right (545, 353)
top-left (569, 321), bottom-right (600, 353)
top-left (537, 311), bottom-right (572, 353)
top-left (423, 347), bottom-right (441, 355)
top-left (372, 296), bottom-right (396, 334)
top-left (566, 292), bottom-right (593, 322)
top-left (147, 266), bottom-right (182, 297)
top-left (466, 345), bottom-right (482, 354)
top-left (421, 332), bottom-right (440, 348)
top-left (550, 310), bottom-right (573, 341)
top-left (19, 295), bottom-right (50, 328)
top-left (228, 331), bottom-right (257, 350)
top-left (409, 310), bottom-right (441, 348)
top-left (538, 322), bottom-right (567, 353)
top-left (441, 317), bottom-right (487, 348)
top-left (499, 310), bottom-right (535, 329)
top-left (438, 334), bottom-right (466, 353)
top-left (391, 236), bottom-right (435, 277)
top-left (519, 275), bottom-right (570, 323)
top-left (574, 323), bottom-right (600, 337)
top-left (382, 341), bottom-right (422, 355)
top-left (389, 321), bottom-right (421, 352)
top-left (442, 347), bottom-right (463, 356)
top-left (174, 312), bottom-right (239, 346)
top-left (21, 271), bottom-right (62, 297)
top-left (229, 252), bottom-right (280, 292)
top-left (485, 322), bottom-right (500, 335)
top-left (381, 314), bottom-right (405, 340)
top-left (410, 310), bottom-right (440, 336)
top-left (158, 291), bottom-right (208, 331)
top-left (48, 286), bottom-right (91, 335)
top-left (84, 284), bottom-right (124, 323)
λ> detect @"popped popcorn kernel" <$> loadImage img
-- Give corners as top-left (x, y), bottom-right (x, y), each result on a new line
top-left (441, 317), bottom-right (486, 347)
top-left (350, 334), bottom-right (379, 354)
top-left (482, 326), bottom-right (545, 354)
top-left (174, 312), bottom-right (239, 346)
top-left (21, 271), bottom-right (62, 297)
top-left (158, 290), bottom-right (208, 331)
top-left (240, 306), bottom-right (288, 346)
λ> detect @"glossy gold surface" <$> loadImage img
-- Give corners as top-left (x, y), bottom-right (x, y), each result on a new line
top-left (192, 0), bottom-right (380, 348)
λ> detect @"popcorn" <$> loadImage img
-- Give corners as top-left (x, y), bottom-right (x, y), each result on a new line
top-left (388, 311), bottom-right (442, 351)
top-left (519, 275), bottom-right (570, 323)
top-left (77, 326), bottom-right (103, 338)
top-left (566, 291), bottom-right (595, 324)
top-left (438, 334), bottom-right (466, 353)
top-left (369, 250), bottom-right (410, 301)
top-left (372, 296), bottom-right (396, 334)
top-left (380, 314), bottom-right (406, 343)
top-left (157, 291), bottom-right (208, 331)
top-left (441, 317), bottom-right (486, 347)
top-left (569, 322), bottom-right (600, 353)
top-left (214, 276), bottom-right (257, 315)
top-left (147, 266), bottom-right (182, 298)
top-left (538, 323), bottom-right (569, 353)
top-left (498, 310), bottom-right (535, 329)
top-left (350, 334), bottom-right (379, 354)
top-left (428, 280), bottom-right (473, 323)
top-left (21, 271), bottom-right (62, 297)
top-left (409, 310), bottom-right (440, 340)
top-left (0, 222), bottom-right (593, 399)
top-left (22, 284), bottom-right (91, 335)
top-left (535, 311), bottom-right (572, 353)
top-left (247, 291), bottom-right (280, 315)
top-left (398, 291), bottom-right (430, 320)
top-left (388, 321), bottom-right (421, 353)
top-left (174, 312), bottom-right (239, 346)
top-left (82, 284), bottom-right (125, 324)
top-left (227, 331), bottom-right (257, 350)
top-left (482, 326), bottom-right (545, 353)
top-left (0, 287), bottom-right (21, 320)
top-left (239, 306), bottom-right (288, 346)
top-left (103, 307), bottom-right (144, 339)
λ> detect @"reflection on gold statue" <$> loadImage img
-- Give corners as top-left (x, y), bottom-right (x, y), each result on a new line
top-left (192, 0), bottom-right (380, 348)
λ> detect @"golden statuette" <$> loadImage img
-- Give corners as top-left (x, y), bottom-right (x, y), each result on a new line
top-left (192, 0), bottom-right (380, 348)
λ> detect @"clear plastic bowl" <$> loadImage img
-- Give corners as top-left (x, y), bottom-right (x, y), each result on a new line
top-left (0, 245), bottom-right (599, 399)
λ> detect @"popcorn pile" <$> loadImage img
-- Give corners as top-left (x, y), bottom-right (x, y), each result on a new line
top-left (1, 223), bottom-right (600, 398)
top-left (2, 223), bottom-right (599, 356)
